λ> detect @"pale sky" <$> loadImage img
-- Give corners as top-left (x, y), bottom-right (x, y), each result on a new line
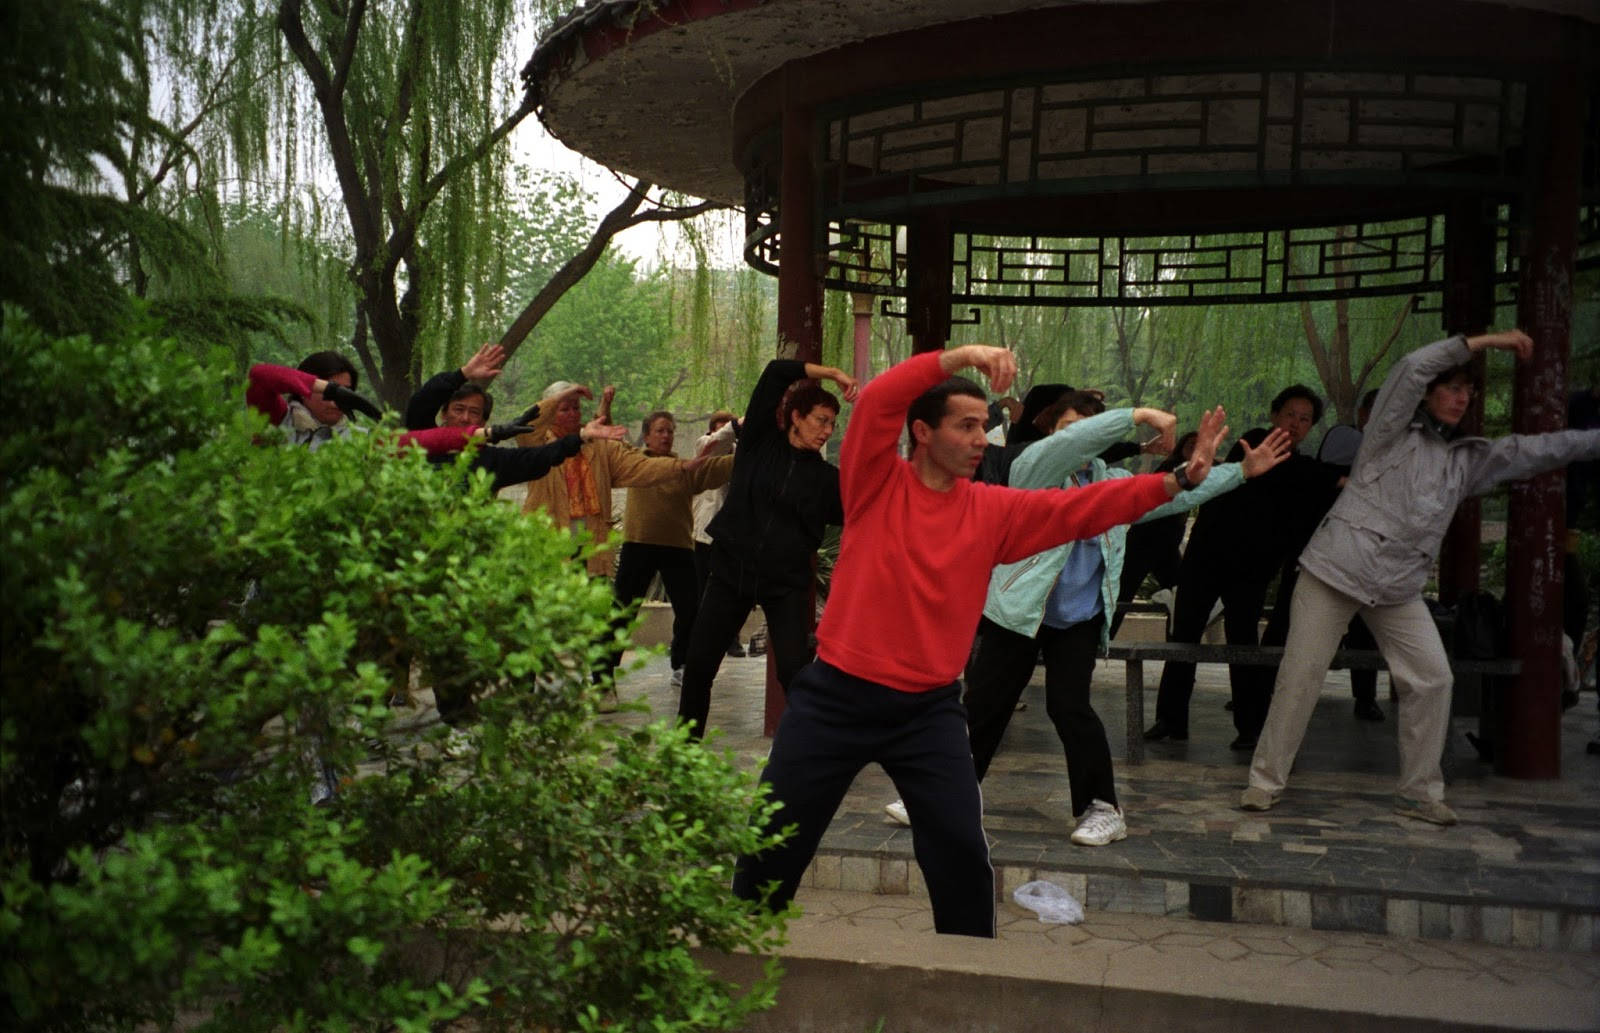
top-left (510, 113), bottom-right (745, 270)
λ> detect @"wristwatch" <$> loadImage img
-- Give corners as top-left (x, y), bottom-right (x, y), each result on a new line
top-left (1172, 465), bottom-right (1196, 492)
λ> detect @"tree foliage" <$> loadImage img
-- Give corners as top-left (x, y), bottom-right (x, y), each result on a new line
top-left (0, 308), bottom-right (786, 1031)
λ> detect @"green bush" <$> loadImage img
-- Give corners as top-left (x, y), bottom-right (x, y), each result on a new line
top-left (0, 309), bottom-right (787, 1031)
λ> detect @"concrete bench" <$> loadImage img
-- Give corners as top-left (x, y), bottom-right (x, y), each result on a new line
top-left (1105, 641), bottom-right (1522, 765)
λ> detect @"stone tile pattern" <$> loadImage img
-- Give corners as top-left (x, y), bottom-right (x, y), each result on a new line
top-left (612, 643), bottom-right (1600, 954)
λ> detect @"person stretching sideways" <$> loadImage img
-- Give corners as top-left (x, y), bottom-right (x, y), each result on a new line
top-left (1242, 330), bottom-right (1600, 825)
top-left (675, 358), bottom-right (857, 739)
top-left (732, 345), bottom-right (1229, 936)
top-left (883, 392), bottom-right (1290, 844)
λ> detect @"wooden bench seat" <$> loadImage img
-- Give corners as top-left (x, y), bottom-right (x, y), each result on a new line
top-left (1103, 641), bottom-right (1521, 765)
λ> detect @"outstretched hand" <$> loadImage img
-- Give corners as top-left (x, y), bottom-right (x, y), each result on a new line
top-left (832, 370), bottom-right (861, 404)
top-left (1467, 329), bottom-right (1533, 360)
top-left (1240, 426), bottom-right (1293, 478)
top-left (579, 416), bottom-right (626, 443)
top-left (1184, 406), bottom-right (1229, 487)
top-left (511, 401), bottom-right (541, 426)
top-left (461, 342), bottom-right (506, 383)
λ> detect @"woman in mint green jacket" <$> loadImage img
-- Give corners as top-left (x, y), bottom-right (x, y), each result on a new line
top-left (957, 392), bottom-right (1288, 846)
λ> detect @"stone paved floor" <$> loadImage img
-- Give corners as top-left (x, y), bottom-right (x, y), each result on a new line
top-left (608, 638), bottom-right (1600, 951)
top-left (757, 885), bottom-right (1600, 1031)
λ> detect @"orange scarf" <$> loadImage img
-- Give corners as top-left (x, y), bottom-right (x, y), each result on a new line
top-left (562, 447), bottom-right (601, 521)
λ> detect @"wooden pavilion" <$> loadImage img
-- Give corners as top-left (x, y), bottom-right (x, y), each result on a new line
top-left (522, 0), bottom-right (1599, 777)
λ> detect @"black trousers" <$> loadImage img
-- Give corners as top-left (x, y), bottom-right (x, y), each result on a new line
top-left (676, 570), bottom-right (813, 739)
top-left (964, 615), bottom-right (1114, 817)
top-left (1153, 562), bottom-right (1274, 738)
top-left (1110, 514), bottom-right (1184, 637)
top-left (732, 660), bottom-right (995, 938)
top-left (1263, 564), bottom-right (1377, 704)
top-left (612, 541), bottom-right (700, 669)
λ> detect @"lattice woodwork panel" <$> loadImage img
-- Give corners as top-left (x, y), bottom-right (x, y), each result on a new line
top-left (822, 66), bottom-right (1526, 208)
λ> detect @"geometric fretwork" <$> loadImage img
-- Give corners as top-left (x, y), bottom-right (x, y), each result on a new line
top-left (820, 65), bottom-right (1527, 214)
top-left (740, 63), bottom-right (1600, 312)
top-left (805, 217), bottom-right (1450, 308)
top-left (953, 220), bottom-right (1446, 306)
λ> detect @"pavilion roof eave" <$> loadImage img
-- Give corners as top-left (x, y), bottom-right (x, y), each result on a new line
top-left (522, 0), bottom-right (1599, 206)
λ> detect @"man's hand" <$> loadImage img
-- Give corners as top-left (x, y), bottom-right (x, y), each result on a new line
top-left (1466, 329), bottom-right (1533, 360)
top-left (579, 417), bottom-right (626, 443)
top-left (1240, 427), bottom-right (1294, 478)
top-left (511, 401), bottom-right (541, 426)
top-left (318, 381), bottom-right (383, 421)
top-left (1132, 407), bottom-right (1177, 456)
top-left (597, 385), bottom-right (616, 424)
top-left (941, 345), bottom-right (1017, 394)
top-left (461, 342), bottom-right (506, 383)
top-left (1168, 405), bottom-right (1228, 493)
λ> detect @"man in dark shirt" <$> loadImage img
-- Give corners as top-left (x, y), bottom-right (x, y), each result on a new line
top-left (1144, 384), bottom-right (1342, 749)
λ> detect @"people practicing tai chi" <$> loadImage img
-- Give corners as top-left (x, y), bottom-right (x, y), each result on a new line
top-left (1241, 330), bottom-right (1600, 825)
top-left (674, 357), bottom-right (857, 740)
top-left (516, 381), bottom-right (694, 578)
top-left (403, 343), bottom-right (627, 492)
top-left (609, 410), bottom-right (735, 689)
top-left (246, 353), bottom-right (382, 449)
top-left (883, 391), bottom-right (1290, 845)
top-left (1145, 383), bottom-right (1343, 749)
top-left (732, 345), bottom-right (1228, 937)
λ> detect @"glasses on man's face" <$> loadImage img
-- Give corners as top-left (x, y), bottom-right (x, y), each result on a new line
top-left (447, 404), bottom-right (485, 422)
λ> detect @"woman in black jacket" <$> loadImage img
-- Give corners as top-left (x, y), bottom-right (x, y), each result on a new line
top-left (675, 358), bottom-right (857, 739)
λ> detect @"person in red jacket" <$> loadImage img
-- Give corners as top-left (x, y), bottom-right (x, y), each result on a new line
top-left (732, 345), bottom-right (1228, 937)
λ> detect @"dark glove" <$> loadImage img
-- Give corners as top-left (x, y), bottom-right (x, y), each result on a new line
top-left (486, 423), bottom-right (536, 445)
top-left (511, 402), bottom-right (541, 426)
top-left (323, 383), bottom-right (383, 421)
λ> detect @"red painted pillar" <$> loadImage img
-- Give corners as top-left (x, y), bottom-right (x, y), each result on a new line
top-left (1503, 65), bottom-right (1581, 779)
top-left (905, 213), bottom-right (953, 354)
top-left (850, 291), bottom-right (873, 385)
top-left (766, 87), bottom-right (823, 736)
top-left (1436, 199), bottom-right (1495, 606)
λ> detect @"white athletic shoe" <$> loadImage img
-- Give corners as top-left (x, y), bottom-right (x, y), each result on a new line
top-left (1069, 799), bottom-right (1127, 846)
top-left (883, 798), bottom-right (910, 827)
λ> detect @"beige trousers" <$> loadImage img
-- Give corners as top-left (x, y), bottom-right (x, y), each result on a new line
top-left (1248, 570), bottom-right (1453, 802)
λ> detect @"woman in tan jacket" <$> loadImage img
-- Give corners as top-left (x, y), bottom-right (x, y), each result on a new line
top-left (517, 382), bottom-right (698, 577)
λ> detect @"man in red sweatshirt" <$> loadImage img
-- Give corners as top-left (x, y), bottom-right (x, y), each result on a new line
top-left (731, 345), bottom-right (1227, 936)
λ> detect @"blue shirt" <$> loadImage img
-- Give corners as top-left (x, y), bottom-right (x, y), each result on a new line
top-left (1039, 469), bottom-right (1106, 629)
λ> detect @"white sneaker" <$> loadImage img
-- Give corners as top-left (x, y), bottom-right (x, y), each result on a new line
top-left (1394, 796), bottom-right (1458, 826)
top-left (1069, 799), bottom-right (1127, 846)
top-left (883, 798), bottom-right (910, 826)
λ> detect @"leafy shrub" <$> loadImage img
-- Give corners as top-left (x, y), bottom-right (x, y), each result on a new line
top-left (0, 309), bottom-right (786, 1031)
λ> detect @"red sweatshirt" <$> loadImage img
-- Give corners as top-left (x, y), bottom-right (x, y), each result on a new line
top-left (815, 351), bottom-right (1171, 692)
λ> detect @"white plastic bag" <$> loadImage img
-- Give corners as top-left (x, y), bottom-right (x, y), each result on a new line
top-left (1012, 879), bottom-right (1085, 925)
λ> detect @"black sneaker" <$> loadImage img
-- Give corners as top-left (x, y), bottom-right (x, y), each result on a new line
top-left (1142, 720), bottom-right (1187, 742)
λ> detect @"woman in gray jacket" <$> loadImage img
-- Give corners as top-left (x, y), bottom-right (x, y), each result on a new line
top-left (1241, 330), bottom-right (1600, 825)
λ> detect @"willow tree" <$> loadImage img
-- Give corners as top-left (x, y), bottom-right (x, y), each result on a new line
top-left (0, 2), bottom-right (240, 339)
